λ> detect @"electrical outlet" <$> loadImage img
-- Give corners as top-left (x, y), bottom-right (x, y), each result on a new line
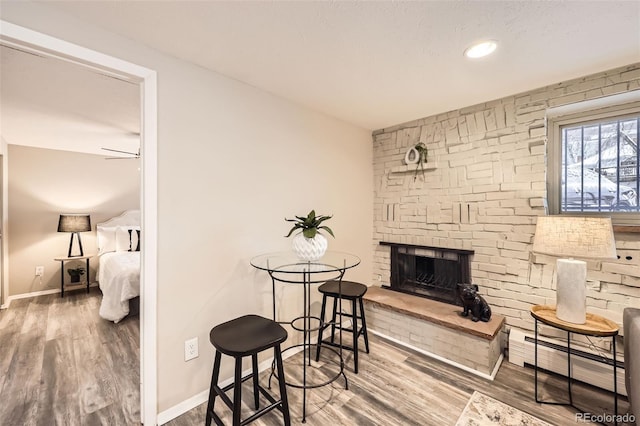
top-left (35, 266), bottom-right (44, 276)
top-left (184, 337), bottom-right (199, 361)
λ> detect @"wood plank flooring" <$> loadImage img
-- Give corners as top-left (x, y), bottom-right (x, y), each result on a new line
top-left (1, 292), bottom-right (634, 425)
top-left (0, 289), bottom-right (140, 425)
top-left (168, 333), bottom-right (634, 426)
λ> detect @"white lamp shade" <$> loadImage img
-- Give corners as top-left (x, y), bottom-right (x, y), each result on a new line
top-left (532, 216), bottom-right (616, 259)
top-left (532, 216), bottom-right (616, 324)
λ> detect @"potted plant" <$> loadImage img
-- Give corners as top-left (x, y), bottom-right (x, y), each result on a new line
top-left (413, 142), bottom-right (428, 181)
top-left (67, 267), bottom-right (85, 283)
top-left (285, 210), bottom-right (334, 261)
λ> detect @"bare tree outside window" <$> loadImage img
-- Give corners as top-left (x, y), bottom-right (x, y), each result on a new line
top-left (561, 116), bottom-right (639, 212)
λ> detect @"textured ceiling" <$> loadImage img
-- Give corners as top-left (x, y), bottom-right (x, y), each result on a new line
top-left (44, 0), bottom-right (640, 130)
top-left (0, 45), bottom-right (140, 156)
top-left (1, 0), bottom-right (639, 151)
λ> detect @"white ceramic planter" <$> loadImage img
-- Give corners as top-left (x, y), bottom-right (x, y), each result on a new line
top-left (292, 233), bottom-right (328, 261)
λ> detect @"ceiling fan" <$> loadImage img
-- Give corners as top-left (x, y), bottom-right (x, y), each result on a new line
top-left (102, 147), bottom-right (140, 160)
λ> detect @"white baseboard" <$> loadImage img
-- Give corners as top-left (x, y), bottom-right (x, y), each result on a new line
top-left (3, 283), bottom-right (99, 307)
top-left (11, 288), bottom-right (62, 301)
top-left (369, 328), bottom-right (503, 381)
top-left (156, 388), bottom-right (210, 426)
top-left (156, 345), bottom-right (304, 425)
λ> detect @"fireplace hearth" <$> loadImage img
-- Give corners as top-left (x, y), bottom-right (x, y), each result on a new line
top-left (380, 242), bottom-right (474, 306)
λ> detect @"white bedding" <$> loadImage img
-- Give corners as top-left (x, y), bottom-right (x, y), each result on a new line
top-left (98, 251), bottom-right (140, 323)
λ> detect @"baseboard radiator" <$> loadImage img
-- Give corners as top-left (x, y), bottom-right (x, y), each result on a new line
top-left (509, 329), bottom-right (626, 397)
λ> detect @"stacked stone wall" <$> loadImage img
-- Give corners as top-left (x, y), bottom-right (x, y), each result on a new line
top-left (372, 63), bottom-right (640, 339)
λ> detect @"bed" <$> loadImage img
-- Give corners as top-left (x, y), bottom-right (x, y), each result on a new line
top-left (96, 210), bottom-right (141, 323)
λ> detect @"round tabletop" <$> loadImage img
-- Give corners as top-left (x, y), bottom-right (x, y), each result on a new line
top-left (250, 251), bottom-right (361, 284)
top-left (530, 305), bottom-right (619, 336)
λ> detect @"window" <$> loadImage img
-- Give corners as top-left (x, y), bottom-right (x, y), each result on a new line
top-left (547, 94), bottom-right (640, 225)
top-left (561, 115), bottom-right (639, 212)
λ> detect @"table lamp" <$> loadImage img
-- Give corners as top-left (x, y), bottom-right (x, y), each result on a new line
top-left (532, 216), bottom-right (616, 324)
top-left (58, 214), bottom-right (91, 257)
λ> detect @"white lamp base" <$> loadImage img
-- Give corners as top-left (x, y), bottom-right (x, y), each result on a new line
top-left (556, 258), bottom-right (587, 324)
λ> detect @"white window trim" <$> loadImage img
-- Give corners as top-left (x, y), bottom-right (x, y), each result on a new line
top-left (546, 91), bottom-right (640, 226)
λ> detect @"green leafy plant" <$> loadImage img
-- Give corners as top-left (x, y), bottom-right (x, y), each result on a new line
top-left (414, 142), bottom-right (428, 181)
top-left (67, 267), bottom-right (85, 283)
top-left (285, 210), bottom-right (335, 239)
top-left (67, 267), bottom-right (85, 277)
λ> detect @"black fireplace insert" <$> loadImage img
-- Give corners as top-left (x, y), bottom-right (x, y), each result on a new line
top-left (380, 242), bottom-right (474, 306)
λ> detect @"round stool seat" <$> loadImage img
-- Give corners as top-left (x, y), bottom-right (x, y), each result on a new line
top-left (318, 280), bottom-right (367, 299)
top-left (210, 314), bottom-right (287, 357)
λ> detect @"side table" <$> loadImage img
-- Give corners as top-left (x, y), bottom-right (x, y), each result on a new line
top-left (530, 305), bottom-right (620, 425)
top-left (54, 254), bottom-right (93, 297)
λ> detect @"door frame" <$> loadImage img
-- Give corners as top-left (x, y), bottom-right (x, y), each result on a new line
top-left (0, 21), bottom-right (159, 425)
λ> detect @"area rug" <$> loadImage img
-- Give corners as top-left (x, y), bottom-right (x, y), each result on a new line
top-left (455, 391), bottom-right (553, 426)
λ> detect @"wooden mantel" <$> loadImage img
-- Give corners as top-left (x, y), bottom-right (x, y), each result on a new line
top-left (363, 286), bottom-right (505, 340)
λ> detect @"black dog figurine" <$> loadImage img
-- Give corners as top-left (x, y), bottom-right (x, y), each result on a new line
top-left (457, 283), bottom-right (492, 322)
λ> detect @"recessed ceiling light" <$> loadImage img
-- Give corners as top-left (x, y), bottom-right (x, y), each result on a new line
top-left (464, 40), bottom-right (498, 59)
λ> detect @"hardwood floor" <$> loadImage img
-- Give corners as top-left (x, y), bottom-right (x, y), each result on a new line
top-left (0, 289), bottom-right (140, 425)
top-left (1, 293), bottom-right (633, 425)
top-left (169, 334), bottom-right (634, 426)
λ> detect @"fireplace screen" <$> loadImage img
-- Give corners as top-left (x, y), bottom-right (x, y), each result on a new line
top-left (384, 243), bottom-right (473, 306)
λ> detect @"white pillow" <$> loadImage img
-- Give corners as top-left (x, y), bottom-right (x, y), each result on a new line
top-left (97, 226), bottom-right (117, 254)
top-left (115, 226), bottom-right (141, 252)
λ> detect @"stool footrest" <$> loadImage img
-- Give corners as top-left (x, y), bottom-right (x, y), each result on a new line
top-left (320, 323), bottom-right (365, 337)
top-left (209, 412), bottom-right (225, 426)
top-left (215, 371), bottom-right (259, 411)
top-left (334, 311), bottom-right (365, 319)
top-left (258, 384), bottom-right (280, 406)
top-left (209, 383), bottom-right (285, 426)
top-left (212, 384), bottom-right (235, 411)
top-left (216, 373), bottom-right (253, 392)
top-left (241, 386), bottom-right (285, 426)
top-left (218, 372), bottom-right (256, 393)
top-left (320, 339), bottom-right (356, 352)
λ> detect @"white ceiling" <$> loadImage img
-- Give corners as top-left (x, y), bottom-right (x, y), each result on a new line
top-left (1, 0), bottom-right (639, 155)
top-left (0, 45), bottom-right (140, 156)
top-left (43, 0), bottom-right (640, 130)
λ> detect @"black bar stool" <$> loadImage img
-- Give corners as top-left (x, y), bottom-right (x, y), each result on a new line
top-left (206, 314), bottom-right (291, 426)
top-left (315, 280), bottom-right (370, 373)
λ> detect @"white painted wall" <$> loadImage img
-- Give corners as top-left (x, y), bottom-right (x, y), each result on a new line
top-left (0, 2), bottom-right (374, 414)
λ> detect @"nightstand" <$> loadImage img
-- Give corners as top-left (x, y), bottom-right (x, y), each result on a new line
top-left (54, 254), bottom-right (93, 297)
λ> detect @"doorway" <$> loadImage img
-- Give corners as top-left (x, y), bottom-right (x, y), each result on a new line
top-left (0, 21), bottom-right (158, 425)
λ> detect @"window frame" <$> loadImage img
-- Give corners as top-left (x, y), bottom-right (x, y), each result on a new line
top-left (547, 98), bottom-right (640, 226)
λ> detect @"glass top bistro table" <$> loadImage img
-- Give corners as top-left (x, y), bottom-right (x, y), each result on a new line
top-left (250, 251), bottom-right (361, 422)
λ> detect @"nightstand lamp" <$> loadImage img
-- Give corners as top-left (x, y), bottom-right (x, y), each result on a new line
top-left (58, 214), bottom-right (91, 257)
top-left (532, 216), bottom-right (616, 324)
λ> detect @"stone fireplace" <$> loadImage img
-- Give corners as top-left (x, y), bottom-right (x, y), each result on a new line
top-left (380, 242), bottom-right (473, 306)
top-left (364, 243), bottom-right (504, 378)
